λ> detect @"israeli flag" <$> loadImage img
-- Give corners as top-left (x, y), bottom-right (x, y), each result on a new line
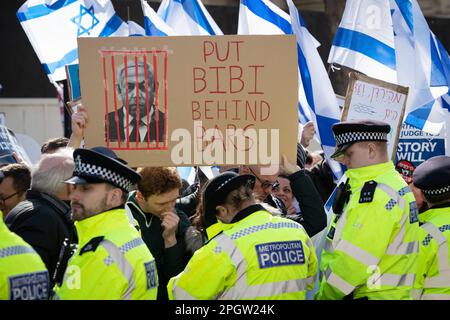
top-left (287, 0), bottom-right (343, 179)
top-left (238, 0), bottom-right (311, 124)
top-left (17, 0), bottom-right (128, 82)
top-left (128, 20), bottom-right (145, 37)
top-left (328, 0), bottom-right (397, 84)
top-left (404, 91), bottom-right (450, 134)
top-left (391, 0), bottom-right (449, 134)
top-left (157, 0), bottom-right (223, 35)
top-left (141, 0), bottom-right (175, 36)
top-left (239, 0), bottom-right (343, 179)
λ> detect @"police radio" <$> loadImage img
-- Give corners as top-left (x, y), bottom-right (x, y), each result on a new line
top-left (53, 237), bottom-right (78, 286)
top-left (332, 178), bottom-right (351, 217)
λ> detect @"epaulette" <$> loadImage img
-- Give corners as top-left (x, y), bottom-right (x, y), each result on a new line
top-left (79, 236), bottom-right (105, 255)
top-left (359, 180), bottom-right (378, 203)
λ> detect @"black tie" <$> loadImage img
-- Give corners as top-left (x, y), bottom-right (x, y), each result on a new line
top-left (130, 119), bottom-right (145, 142)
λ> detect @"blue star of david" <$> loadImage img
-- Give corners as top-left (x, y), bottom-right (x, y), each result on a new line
top-left (71, 5), bottom-right (99, 36)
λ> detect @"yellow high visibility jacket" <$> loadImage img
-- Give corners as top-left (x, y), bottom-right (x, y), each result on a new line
top-left (316, 162), bottom-right (421, 300)
top-left (415, 205), bottom-right (450, 300)
top-left (0, 211), bottom-right (49, 300)
top-left (168, 204), bottom-right (317, 300)
top-left (54, 208), bottom-right (158, 300)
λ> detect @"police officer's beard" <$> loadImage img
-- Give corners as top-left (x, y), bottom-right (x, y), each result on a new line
top-left (71, 196), bottom-right (109, 221)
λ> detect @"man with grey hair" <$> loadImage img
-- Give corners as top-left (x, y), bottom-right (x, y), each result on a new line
top-left (106, 60), bottom-right (166, 143)
top-left (5, 147), bottom-right (75, 289)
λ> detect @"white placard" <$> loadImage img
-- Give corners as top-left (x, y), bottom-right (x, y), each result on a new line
top-left (341, 72), bottom-right (409, 160)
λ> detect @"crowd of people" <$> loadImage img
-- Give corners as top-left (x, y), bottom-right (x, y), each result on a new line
top-left (0, 104), bottom-right (449, 300)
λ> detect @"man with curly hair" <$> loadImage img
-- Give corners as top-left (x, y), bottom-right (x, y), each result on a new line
top-left (125, 167), bottom-right (202, 300)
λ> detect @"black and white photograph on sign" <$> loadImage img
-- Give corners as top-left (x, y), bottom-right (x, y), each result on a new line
top-left (105, 59), bottom-right (166, 146)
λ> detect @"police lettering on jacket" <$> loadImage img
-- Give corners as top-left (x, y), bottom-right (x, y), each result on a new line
top-left (256, 241), bottom-right (305, 268)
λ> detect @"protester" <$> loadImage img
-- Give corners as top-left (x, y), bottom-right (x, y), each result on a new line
top-left (0, 164), bottom-right (30, 219)
top-left (40, 137), bottom-right (69, 154)
top-left (125, 166), bottom-right (203, 300)
top-left (412, 156), bottom-right (450, 300)
top-left (316, 120), bottom-right (421, 300)
top-left (5, 148), bottom-right (75, 288)
top-left (0, 208), bottom-right (49, 300)
top-left (168, 171), bottom-right (317, 299)
top-left (296, 142), bottom-right (336, 203)
top-left (240, 155), bottom-right (327, 238)
top-left (273, 155), bottom-right (327, 237)
top-left (239, 164), bottom-right (286, 214)
top-left (54, 149), bottom-right (157, 299)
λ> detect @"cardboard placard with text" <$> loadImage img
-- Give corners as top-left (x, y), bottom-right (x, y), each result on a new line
top-left (341, 72), bottom-right (409, 161)
top-left (78, 35), bottom-right (298, 167)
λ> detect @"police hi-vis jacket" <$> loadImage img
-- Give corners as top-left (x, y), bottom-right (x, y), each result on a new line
top-left (54, 208), bottom-right (158, 300)
top-left (317, 162), bottom-right (421, 300)
top-left (415, 205), bottom-right (450, 300)
top-left (168, 204), bottom-right (317, 300)
top-left (0, 211), bottom-right (49, 300)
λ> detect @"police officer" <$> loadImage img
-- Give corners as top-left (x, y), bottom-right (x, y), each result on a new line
top-left (168, 171), bottom-right (317, 299)
top-left (316, 120), bottom-right (421, 300)
top-left (53, 149), bottom-right (158, 299)
top-left (0, 182), bottom-right (49, 300)
top-left (413, 155), bottom-right (450, 299)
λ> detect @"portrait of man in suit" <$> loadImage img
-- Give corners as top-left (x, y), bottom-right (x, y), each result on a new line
top-left (106, 60), bottom-right (165, 144)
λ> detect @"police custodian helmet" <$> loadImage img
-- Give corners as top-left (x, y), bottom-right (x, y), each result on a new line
top-left (202, 172), bottom-right (255, 228)
top-left (413, 155), bottom-right (450, 197)
top-left (65, 148), bottom-right (141, 192)
top-left (331, 119), bottom-right (391, 158)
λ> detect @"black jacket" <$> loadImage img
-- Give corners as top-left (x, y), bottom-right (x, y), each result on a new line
top-left (176, 183), bottom-right (200, 218)
top-left (106, 107), bottom-right (165, 143)
top-left (305, 159), bottom-right (337, 203)
top-left (126, 191), bottom-right (202, 300)
top-left (288, 169), bottom-right (327, 237)
top-left (5, 190), bottom-right (74, 287)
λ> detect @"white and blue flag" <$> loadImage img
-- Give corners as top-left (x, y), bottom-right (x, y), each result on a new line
top-left (239, 0), bottom-right (343, 179)
top-left (141, 0), bottom-right (175, 36)
top-left (330, 0), bottom-right (450, 135)
top-left (17, 0), bottom-right (128, 82)
top-left (328, 0), bottom-right (397, 84)
top-left (157, 0), bottom-right (223, 35)
top-left (390, 0), bottom-right (450, 134)
top-left (287, 0), bottom-right (343, 178)
top-left (128, 20), bottom-right (145, 37)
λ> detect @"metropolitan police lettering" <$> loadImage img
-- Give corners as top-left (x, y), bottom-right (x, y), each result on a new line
top-left (9, 271), bottom-right (49, 300)
top-left (144, 261), bottom-right (157, 290)
top-left (256, 241), bottom-right (305, 269)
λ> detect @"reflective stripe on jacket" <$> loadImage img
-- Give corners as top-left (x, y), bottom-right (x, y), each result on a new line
top-left (0, 214), bottom-right (49, 300)
top-left (317, 162), bottom-right (421, 300)
top-left (168, 207), bottom-right (317, 300)
top-left (54, 208), bottom-right (158, 300)
top-left (415, 206), bottom-right (450, 300)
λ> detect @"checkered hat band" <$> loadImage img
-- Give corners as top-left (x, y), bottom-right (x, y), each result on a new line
top-left (335, 131), bottom-right (387, 146)
top-left (74, 155), bottom-right (133, 192)
top-left (423, 185), bottom-right (450, 196)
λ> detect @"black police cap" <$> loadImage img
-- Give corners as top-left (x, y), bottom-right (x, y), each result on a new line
top-left (331, 119), bottom-right (391, 158)
top-left (65, 148), bottom-right (141, 192)
top-left (413, 155), bottom-right (450, 196)
top-left (202, 172), bottom-right (255, 228)
top-left (90, 146), bottom-right (128, 165)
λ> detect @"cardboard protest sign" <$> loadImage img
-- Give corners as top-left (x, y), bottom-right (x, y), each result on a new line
top-left (78, 35), bottom-right (298, 167)
top-left (0, 125), bottom-right (32, 166)
top-left (395, 123), bottom-right (447, 183)
top-left (342, 72), bottom-right (408, 160)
